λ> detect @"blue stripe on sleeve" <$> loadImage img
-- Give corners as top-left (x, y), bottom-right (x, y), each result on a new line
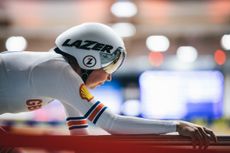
top-left (69, 125), bottom-right (88, 130)
top-left (84, 101), bottom-right (100, 118)
top-left (66, 116), bottom-right (86, 121)
top-left (93, 107), bottom-right (107, 124)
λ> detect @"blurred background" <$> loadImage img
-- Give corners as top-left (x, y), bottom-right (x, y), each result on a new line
top-left (1, 0), bottom-right (230, 141)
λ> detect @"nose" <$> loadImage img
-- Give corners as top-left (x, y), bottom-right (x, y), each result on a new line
top-left (107, 74), bottom-right (112, 81)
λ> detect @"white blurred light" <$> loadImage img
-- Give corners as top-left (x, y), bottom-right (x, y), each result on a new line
top-left (176, 46), bottom-right (198, 63)
top-left (221, 34), bottom-right (230, 50)
top-left (139, 70), bottom-right (223, 119)
top-left (146, 35), bottom-right (170, 52)
top-left (5, 36), bottom-right (27, 51)
top-left (122, 99), bottom-right (141, 116)
top-left (111, 23), bottom-right (136, 38)
top-left (139, 71), bottom-right (187, 119)
top-left (111, 1), bottom-right (137, 18)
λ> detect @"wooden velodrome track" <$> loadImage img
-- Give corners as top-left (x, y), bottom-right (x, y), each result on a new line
top-left (0, 133), bottom-right (229, 153)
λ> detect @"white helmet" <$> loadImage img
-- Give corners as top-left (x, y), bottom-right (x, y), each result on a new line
top-left (55, 22), bottom-right (126, 74)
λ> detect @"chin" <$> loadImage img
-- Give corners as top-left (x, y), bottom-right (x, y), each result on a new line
top-left (89, 86), bottom-right (96, 89)
top-left (86, 81), bottom-right (103, 89)
top-left (89, 84), bottom-right (98, 89)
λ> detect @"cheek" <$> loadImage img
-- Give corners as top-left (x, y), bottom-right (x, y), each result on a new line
top-left (96, 74), bottom-right (107, 82)
top-left (90, 73), bottom-right (106, 83)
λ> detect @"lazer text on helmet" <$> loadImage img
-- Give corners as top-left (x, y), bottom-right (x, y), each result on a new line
top-left (62, 39), bottom-right (121, 54)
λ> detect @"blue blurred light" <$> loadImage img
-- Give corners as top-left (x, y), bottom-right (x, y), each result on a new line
top-left (90, 81), bottom-right (123, 114)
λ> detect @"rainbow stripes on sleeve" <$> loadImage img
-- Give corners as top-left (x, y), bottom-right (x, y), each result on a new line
top-left (66, 101), bottom-right (107, 131)
top-left (85, 101), bottom-right (107, 124)
top-left (66, 117), bottom-right (88, 130)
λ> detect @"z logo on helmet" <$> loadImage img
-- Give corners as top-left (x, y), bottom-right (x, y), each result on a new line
top-left (83, 55), bottom-right (96, 68)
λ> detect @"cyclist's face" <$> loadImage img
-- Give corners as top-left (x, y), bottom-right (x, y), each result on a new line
top-left (85, 69), bottom-right (112, 89)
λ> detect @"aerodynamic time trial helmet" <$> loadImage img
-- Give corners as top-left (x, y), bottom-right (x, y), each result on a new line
top-left (55, 22), bottom-right (126, 74)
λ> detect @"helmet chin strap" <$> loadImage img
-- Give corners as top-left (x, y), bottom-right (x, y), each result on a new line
top-left (54, 47), bottom-right (93, 83)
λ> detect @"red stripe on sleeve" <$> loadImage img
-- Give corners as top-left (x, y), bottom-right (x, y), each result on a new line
top-left (88, 103), bottom-right (104, 121)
